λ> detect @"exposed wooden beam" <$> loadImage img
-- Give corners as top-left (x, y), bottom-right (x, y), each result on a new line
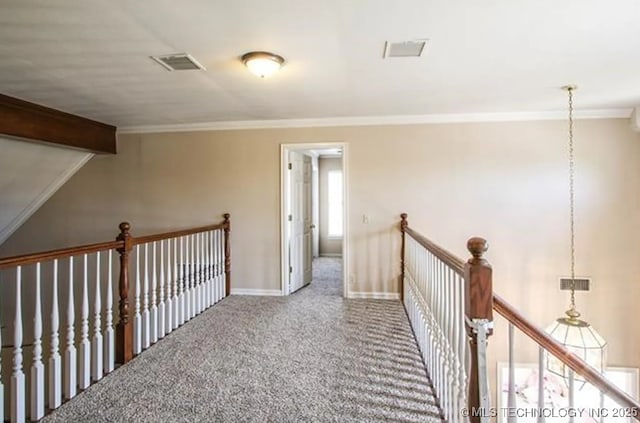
top-left (0, 93), bottom-right (116, 154)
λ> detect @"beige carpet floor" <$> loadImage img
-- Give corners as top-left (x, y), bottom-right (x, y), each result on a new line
top-left (42, 258), bottom-right (442, 422)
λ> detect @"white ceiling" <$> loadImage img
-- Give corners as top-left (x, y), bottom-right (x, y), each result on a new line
top-left (1, 0), bottom-right (639, 129)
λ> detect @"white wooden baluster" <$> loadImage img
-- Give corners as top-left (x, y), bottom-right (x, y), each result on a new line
top-left (150, 242), bottom-right (158, 344)
top-left (191, 234), bottom-right (197, 316)
top-left (212, 231), bottom-right (218, 303)
top-left (178, 236), bottom-right (185, 326)
top-left (191, 235), bottom-right (197, 317)
top-left (507, 323), bottom-right (516, 423)
top-left (452, 270), bottom-right (459, 423)
top-left (438, 261), bottom-right (445, 416)
top-left (209, 231), bottom-right (215, 306)
top-left (446, 269), bottom-right (455, 422)
top-left (91, 252), bottom-right (103, 381)
top-left (11, 266), bottom-right (25, 423)
top-left (198, 232), bottom-right (207, 313)
top-left (133, 245), bottom-right (141, 354)
top-left (64, 257), bottom-right (77, 400)
top-left (158, 240), bottom-right (166, 339)
top-left (207, 231), bottom-right (216, 306)
top-left (184, 236), bottom-right (191, 321)
top-left (79, 254), bottom-right (90, 390)
top-left (197, 233), bottom-right (203, 313)
top-left (438, 260), bottom-right (443, 405)
top-left (201, 232), bottom-right (208, 309)
top-left (185, 236), bottom-right (191, 321)
top-left (445, 267), bottom-right (452, 421)
top-left (185, 235), bottom-right (191, 320)
top-left (173, 237), bottom-right (180, 329)
top-left (104, 249), bottom-right (115, 374)
top-left (202, 233), bottom-right (208, 311)
top-left (217, 230), bottom-right (223, 301)
top-left (31, 263), bottom-right (45, 420)
top-left (457, 274), bottom-right (467, 423)
top-left (165, 239), bottom-right (173, 334)
top-left (431, 256), bottom-right (439, 398)
top-left (568, 370), bottom-right (575, 423)
top-left (201, 232), bottom-right (205, 307)
top-left (200, 233), bottom-right (204, 308)
top-left (194, 233), bottom-right (200, 315)
top-left (142, 244), bottom-right (150, 349)
top-left (537, 347), bottom-right (545, 423)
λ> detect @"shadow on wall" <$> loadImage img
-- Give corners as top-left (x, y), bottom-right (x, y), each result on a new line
top-left (351, 223), bottom-right (400, 295)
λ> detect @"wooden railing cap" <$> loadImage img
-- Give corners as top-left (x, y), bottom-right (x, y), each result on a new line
top-left (467, 237), bottom-right (488, 259)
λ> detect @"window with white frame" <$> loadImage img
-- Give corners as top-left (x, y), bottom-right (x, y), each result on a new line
top-left (327, 170), bottom-right (343, 237)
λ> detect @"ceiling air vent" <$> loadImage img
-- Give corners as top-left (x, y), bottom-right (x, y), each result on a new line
top-left (383, 40), bottom-right (428, 58)
top-left (150, 53), bottom-right (206, 71)
top-left (560, 277), bottom-right (591, 291)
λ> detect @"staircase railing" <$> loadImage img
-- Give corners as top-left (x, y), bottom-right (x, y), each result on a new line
top-left (399, 214), bottom-right (640, 423)
top-left (0, 214), bottom-right (231, 422)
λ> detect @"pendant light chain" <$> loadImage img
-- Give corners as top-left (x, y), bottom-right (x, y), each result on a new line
top-left (567, 86), bottom-right (576, 311)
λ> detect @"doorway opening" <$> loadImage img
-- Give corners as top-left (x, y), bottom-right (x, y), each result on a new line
top-left (280, 143), bottom-right (348, 297)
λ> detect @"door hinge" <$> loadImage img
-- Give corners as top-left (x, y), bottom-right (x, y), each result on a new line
top-left (289, 266), bottom-right (293, 273)
top-left (288, 214), bottom-right (292, 221)
top-left (288, 163), bottom-right (292, 170)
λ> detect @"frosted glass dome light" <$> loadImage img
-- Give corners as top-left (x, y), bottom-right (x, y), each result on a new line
top-left (242, 51), bottom-right (285, 78)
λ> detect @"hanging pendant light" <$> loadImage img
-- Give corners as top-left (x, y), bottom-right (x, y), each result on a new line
top-left (545, 85), bottom-right (607, 384)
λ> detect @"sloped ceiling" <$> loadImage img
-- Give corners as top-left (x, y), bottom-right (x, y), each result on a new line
top-left (0, 136), bottom-right (92, 246)
top-left (0, 1), bottom-right (639, 128)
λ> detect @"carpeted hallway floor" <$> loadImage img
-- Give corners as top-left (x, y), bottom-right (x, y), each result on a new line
top-left (42, 257), bottom-right (442, 422)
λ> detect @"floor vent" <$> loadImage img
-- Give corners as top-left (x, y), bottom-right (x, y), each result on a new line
top-left (150, 53), bottom-right (206, 71)
top-left (560, 277), bottom-right (590, 291)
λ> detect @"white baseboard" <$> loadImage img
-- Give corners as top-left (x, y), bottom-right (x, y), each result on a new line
top-left (230, 289), bottom-right (283, 296)
top-left (348, 292), bottom-right (400, 300)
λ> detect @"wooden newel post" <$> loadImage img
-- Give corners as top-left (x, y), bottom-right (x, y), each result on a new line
top-left (115, 222), bottom-right (133, 364)
top-left (223, 213), bottom-right (231, 297)
top-left (400, 213), bottom-right (408, 301)
top-left (464, 237), bottom-right (493, 423)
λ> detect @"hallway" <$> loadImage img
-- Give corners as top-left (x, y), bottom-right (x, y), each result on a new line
top-left (42, 259), bottom-right (442, 422)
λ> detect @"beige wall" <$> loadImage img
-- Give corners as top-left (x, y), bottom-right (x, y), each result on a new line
top-left (1, 119), bottom-right (639, 369)
top-left (318, 156), bottom-right (343, 256)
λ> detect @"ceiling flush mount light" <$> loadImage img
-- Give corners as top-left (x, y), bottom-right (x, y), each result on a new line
top-left (545, 85), bottom-right (607, 385)
top-left (241, 51), bottom-right (285, 78)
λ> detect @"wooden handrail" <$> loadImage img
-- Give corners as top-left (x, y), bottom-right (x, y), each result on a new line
top-left (131, 222), bottom-right (226, 245)
top-left (0, 240), bottom-right (124, 270)
top-left (400, 215), bottom-right (640, 417)
top-left (404, 227), bottom-right (465, 275)
top-left (0, 221), bottom-right (229, 269)
top-left (493, 293), bottom-right (640, 414)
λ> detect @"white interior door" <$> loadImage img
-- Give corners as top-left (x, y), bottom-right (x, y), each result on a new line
top-left (288, 151), bottom-right (313, 294)
top-left (302, 154), bottom-right (313, 285)
top-left (289, 151), bottom-right (304, 293)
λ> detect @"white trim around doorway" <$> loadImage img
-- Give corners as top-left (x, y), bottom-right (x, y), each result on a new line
top-left (280, 142), bottom-right (349, 298)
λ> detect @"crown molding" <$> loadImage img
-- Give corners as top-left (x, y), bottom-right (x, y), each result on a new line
top-left (117, 109), bottom-right (633, 135)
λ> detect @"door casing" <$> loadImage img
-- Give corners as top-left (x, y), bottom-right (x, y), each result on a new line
top-left (280, 142), bottom-right (349, 297)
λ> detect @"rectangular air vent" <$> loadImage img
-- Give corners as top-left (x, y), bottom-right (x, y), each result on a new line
top-left (383, 40), bottom-right (428, 58)
top-left (150, 53), bottom-right (206, 71)
top-left (560, 277), bottom-right (591, 291)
